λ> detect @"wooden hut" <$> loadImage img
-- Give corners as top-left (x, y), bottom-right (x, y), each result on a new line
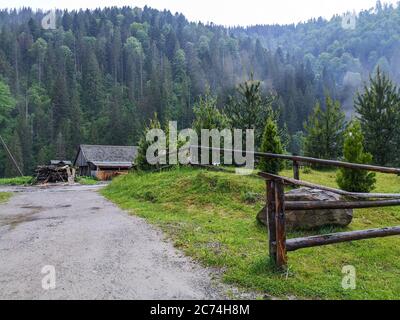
top-left (73, 145), bottom-right (138, 180)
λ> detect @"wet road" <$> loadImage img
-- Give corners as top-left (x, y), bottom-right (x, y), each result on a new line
top-left (0, 184), bottom-right (223, 300)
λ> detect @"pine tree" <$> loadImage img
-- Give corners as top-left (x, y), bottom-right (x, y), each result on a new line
top-left (225, 74), bottom-right (275, 148)
top-left (259, 116), bottom-right (283, 174)
top-left (355, 68), bottom-right (400, 166)
top-left (82, 50), bottom-right (104, 119)
top-left (136, 113), bottom-right (162, 171)
top-left (337, 120), bottom-right (376, 192)
top-left (192, 89), bottom-right (230, 133)
top-left (304, 96), bottom-right (345, 160)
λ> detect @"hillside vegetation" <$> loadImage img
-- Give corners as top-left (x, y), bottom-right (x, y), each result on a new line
top-left (103, 167), bottom-right (400, 300)
top-left (1, 3), bottom-right (400, 176)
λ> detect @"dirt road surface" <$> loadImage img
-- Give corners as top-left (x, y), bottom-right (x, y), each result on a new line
top-left (0, 184), bottom-right (224, 300)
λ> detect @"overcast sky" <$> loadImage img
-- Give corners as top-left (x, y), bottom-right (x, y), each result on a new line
top-left (0, 0), bottom-right (398, 26)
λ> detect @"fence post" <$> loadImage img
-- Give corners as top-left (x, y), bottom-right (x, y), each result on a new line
top-left (293, 160), bottom-right (300, 181)
top-left (266, 180), bottom-right (277, 264)
top-left (275, 180), bottom-right (287, 269)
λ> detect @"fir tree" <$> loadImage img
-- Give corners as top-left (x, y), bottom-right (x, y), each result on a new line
top-left (225, 74), bottom-right (275, 148)
top-left (355, 68), bottom-right (400, 166)
top-left (136, 113), bottom-right (162, 171)
top-left (192, 89), bottom-right (230, 133)
top-left (337, 120), bottom-right (376, 192)
top-left (259, 116), bottom-right (283, 174)
top-left (304, 96), bottom-right (345, 160)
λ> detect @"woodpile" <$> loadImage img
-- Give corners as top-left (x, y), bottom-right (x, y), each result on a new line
top-left (34, 165), bottom-right (75, 184)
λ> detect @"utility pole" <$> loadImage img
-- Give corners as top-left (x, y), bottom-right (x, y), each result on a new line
top-left (0, 134), bottom-right (24, 177)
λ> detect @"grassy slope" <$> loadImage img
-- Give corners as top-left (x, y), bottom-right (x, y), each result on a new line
top-left (0, 192), bottom-right (12, 203)
top-left (102, 167), bottom-right (400, 300)
top-left (0, 177), bottom-right (32, 185)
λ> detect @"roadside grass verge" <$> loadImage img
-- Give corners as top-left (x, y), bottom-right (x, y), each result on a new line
top-left (102, 167), bottom-right (400, 300)
top-left (76, 176), bottom-right (100, 185)
top-left (0, 192), bottom-right (12, 203)
top-left (0, 176), bottom-right (32, 186)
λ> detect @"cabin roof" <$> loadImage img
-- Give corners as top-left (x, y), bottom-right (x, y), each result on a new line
top-left (90, 161), bottom-right (133, 168)
top-left (74, 145), bottom-right (138, 167)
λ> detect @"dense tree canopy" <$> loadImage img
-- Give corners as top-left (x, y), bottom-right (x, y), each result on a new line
top-left (0, 3), bottom-right (399, 176)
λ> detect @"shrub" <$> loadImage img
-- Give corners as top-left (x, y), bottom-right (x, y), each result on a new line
top-left (302, 166), bottom-right (312, 174)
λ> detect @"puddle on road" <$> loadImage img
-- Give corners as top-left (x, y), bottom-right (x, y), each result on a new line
top-left (0, 205), bottom-right (65, 230)
top-left (0, 211), bottom-right (41, 229)
top-left (20, 205), bottom-right (44, 210)
top-left (0, 213), bottom-right (65, 230)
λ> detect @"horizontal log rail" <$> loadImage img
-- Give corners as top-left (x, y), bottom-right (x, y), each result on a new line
top-left (193, 146), bottom-right (400, 175)
top-left (285, 226), bottom-right (400, 252)
top-left (285, 199), bottom-right (400, 210)
top-left (258, 172), bottom-right (400, 199)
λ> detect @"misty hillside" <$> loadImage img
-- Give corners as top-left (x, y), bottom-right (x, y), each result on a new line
top-left (0, 2), bottom-right (398, 175)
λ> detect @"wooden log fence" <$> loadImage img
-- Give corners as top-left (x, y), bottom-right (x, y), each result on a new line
top-left (258, 172), bottom-right (400, 269)
top-left (194, 145), bottom-right (400, 176)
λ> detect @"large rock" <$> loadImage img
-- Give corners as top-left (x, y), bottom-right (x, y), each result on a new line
top-left (257, 188), bottom-right (353, 230)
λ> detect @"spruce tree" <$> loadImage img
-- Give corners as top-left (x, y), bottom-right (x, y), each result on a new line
top-left (355, 68), bottom-right (400, 166)
top-left (136, 113), bottom-right (162, 171)
top-left (337, 120), bottom-right (376, 192)
top-left (259, 116), bottom-right (283, 174)
top-left (304, 96), bottom-right (345, 160)
top-left (225, 74), bottom-right (275, 148)
top-left (192, 89), bottom-right (230, 133)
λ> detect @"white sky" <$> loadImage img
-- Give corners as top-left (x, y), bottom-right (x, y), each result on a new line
top-left (0, 0), bottom-right (398, 26)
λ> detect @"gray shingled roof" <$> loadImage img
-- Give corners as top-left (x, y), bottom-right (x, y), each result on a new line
top-left (79, 145), bottom-right (138, 166)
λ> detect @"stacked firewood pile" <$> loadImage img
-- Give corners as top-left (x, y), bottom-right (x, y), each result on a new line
top-left (34, 165), bottom-right (75, 184)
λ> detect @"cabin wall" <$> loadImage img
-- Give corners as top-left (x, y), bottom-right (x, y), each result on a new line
top-left (75, 150), bottom-right (87, 167)
top-left (79, 166), bottom-right (90, 176)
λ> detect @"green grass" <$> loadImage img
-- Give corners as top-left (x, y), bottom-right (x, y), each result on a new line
top-left (76, 176), bottom-right (100, 185)
top-left (0, 192), bottom-right (12, 203)
top-left (102, 166), bottom-right (400, 300)
top-left (0, 176), bottom-right (32, 185)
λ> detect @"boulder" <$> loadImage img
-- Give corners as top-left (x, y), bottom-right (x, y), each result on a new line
top-left (257, 188), bottom-right (353, 230)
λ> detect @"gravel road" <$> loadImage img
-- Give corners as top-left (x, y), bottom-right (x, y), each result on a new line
top-left (0, 184), bottom-right (224, 300)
